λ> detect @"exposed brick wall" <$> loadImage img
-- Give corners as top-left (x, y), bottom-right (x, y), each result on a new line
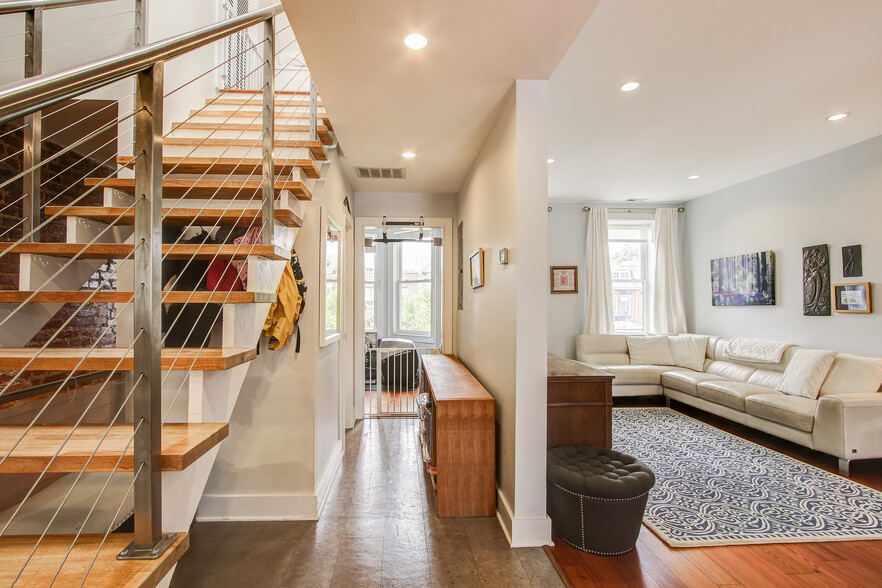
top-left (0, 119), bottom-right (119, 393)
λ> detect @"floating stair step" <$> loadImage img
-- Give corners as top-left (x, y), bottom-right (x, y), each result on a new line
top-left (0, 532), bottom-right (188, 587)
top-left (0, 290), bottom-right (276, 304)
top-left (208, 97), bottom-right (325, 108)
top-left (163, 137), bottom-right (328, 161)
top-left (0, 422), bottom-right (228, 473)
top-left (45, 206), bottom-right (302, 228)
top-left (0, 347), bottom-right (256, 371)
top-left (83, 177), bottom-right (312, 201)
top-left (116, 155), bottom-right (320, 179)
top-left (171, 121), bottom-right (333, 145)
top-left (0, 242), bottom-right (289, 261)
top-left (221, 88), bottom-right (312, 96)
top-left (189, 109), bottom-right (333, 131)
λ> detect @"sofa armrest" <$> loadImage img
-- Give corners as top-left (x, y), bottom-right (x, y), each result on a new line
top-left (813, 394), bottom-right (882, 460)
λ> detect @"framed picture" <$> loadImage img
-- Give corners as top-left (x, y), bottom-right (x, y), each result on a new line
top-left (711, 250), bottom-right (775, 306)
top-left (833, 282), bottom-right (871, 313)
top-left (551, 266), bottom-right (578, 294)
top-left (469, 249), bottom-right (484, 288)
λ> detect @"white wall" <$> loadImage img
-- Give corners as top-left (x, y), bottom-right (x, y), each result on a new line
top-left (354, 192), bottom-right (458, 219)
top-left (682, 134), bottom-right (882, 355)
top-left (547, 203), bottom-right (588, 358)
top-left (457, 80), bottom-right (550, 546)
top-left (198, 155), bottom-right (353, 520)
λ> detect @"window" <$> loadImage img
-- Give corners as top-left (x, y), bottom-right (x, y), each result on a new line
top-left (608, 222), bottom-right (652, 333)
top-left (322, 214), bottom-right (342, 345)
top-left (394, 241), bottom-right (433, 334)
top-left (364, 248), bottom-right (376, 330)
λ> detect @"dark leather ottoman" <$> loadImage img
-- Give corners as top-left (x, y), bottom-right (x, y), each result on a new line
top-left (547, 445), bottom-right (655, 555)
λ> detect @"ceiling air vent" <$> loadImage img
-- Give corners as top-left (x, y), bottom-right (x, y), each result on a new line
top-left (354, 166), bottom-right (406, 180)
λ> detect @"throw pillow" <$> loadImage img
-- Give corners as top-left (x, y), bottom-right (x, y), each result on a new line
top-left (776, 349), bottom-right (838, 400)
top-left (668, 334), bottom-right (709, 372)
top-left (818, 353), bottom-right (882, 396)
top-left (627, 336), bottom-right (675, 366)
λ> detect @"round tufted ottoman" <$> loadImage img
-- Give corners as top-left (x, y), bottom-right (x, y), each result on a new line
top-left (547, 445), bottom-right (655, 555)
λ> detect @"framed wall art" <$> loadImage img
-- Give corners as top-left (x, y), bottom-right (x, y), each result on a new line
top-left (710, 250), bottom-right (775, 306)
top-left (803, 244), bottom-right (831, 316)
top-left (469, 248), bottom-right (484, 288)
top-left (550, 266), bottom-right (578, 294)
top-left (833, 282), bottom-right (871, 313)
top-left (842, 245), bottom-right (863, 278)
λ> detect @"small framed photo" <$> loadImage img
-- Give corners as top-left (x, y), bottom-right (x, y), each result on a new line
top-left (833, 282), bottom-right (871, 313)
top-left (551, 266), bottom-right (578, 294)
top-left (469, 249), bottom-right (484, 288)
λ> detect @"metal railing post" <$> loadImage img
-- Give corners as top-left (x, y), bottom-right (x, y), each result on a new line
top-left (22, 8), bottom-right (42, 242)
top-left (261, 16), bottom-right (275, 245)
top-left (309, 76), bottom-right (317, 141)
top-left (134, 0), bottom-right (146, 47)
top-left (118, 60), bottom-right (176, 560)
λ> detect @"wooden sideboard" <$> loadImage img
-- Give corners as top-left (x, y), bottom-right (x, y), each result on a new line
top-left (421, 354), bottom-right (495, 518)
top-left (547, 353), bottom-right (614, 448)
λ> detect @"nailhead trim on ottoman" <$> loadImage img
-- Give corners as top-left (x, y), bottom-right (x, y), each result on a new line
top-left (547, 445), bottom-right (655, 555)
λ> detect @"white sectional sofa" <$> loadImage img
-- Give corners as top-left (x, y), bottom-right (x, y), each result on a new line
top-left (576, 334), bottom-right (882, 476)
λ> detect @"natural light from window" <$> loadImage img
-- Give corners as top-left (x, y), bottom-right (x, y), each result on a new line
top-left (609, 222), bottom-right (652, 333)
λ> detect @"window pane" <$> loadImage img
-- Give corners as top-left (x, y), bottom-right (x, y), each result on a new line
top-left (399, 282), bottom-right (432, 332)
top-left (325, 280), bottom-right (338, 332)
top-left (325, 222), bottom-right (340, 337)
top-left (401, 241), bottom-right (432, 281)
top-left (609, 242), bottom-right (643, 279)
top-left (364, 249), bottom-right (375, 283)
top-left (612, 283), bottom-right (643, 331)
top-left (364, 283), bottom-right (375, 329)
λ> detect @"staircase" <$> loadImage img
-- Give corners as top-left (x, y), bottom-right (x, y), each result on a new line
top-left (0, 3), bottom-right (334, 585)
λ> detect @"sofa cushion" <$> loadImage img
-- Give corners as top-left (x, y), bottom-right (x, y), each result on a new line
top-left (696, 381), bottom-right (773, 412)
top-left (627, 336), bottom-right (675, 366)
top-left (576, 334), bottom-right (628, 363)
top-left (705, 361), bottom-right (757, 382)
top-left (661, 371), bottom-right (729, 396)
top-left (744, 393), bottom-right (817, 432)
top-left (582, 353), bottom-right (631, 366)
top-left (748, 369), bottom-right (784, 390)
top-left (593, 365), bottom-right (679, 386)
top-left (669, 334), bottom-right (709, 372)
top-left (776, 349), bottom-right (837, 400)
top-left (819, 352), bottom-right (882, 396)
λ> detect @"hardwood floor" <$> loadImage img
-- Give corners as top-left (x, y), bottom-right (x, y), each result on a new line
top-left (544, 400), bottom-right (882, 587)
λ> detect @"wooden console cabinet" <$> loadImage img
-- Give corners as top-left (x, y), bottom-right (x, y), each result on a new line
top-left (547, 353), bottom-right (614, 448)
top-left (421, 354), bottom-right (495, 518)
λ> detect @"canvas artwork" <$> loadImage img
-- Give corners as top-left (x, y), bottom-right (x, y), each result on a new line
top-left (843, 245), bottom-right (863, 278)
top-left (710, 251), bottom-right (775, 306)
top-left (803, 244), bottom-right (831, 316)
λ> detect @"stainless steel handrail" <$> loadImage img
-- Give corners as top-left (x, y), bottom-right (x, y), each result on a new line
top-left (0, 0), bottom-right (111, 15)
top-left (0, 2), bottom-right (284, 123)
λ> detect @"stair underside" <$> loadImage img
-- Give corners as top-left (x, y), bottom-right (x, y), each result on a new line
top-left (0, 422), bottom-right (228, 473)
top-left (0, 291), bottom-right (275, 304)
top-left (0, 242), bottom-right (289, 260)
top-left (0, 347), bottom-right (256, 371)
top-left (83, 178), bottom-right (312, 201)
top-left (0, 532), bottom-right (188, 587)
top-left (191, 110), bottom-right (333, 130)
top-left (163, 137), bottom-right (328, 161)
top-left (45, 205), bottom-right (302, 228)
top-left (117, 155), bottom-right (321, 179)
top-left (171, 121), bottom-right (333, 146)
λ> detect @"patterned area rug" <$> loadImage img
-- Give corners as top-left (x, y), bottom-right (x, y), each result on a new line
top-left (613, 407), bottom-right (882, 547)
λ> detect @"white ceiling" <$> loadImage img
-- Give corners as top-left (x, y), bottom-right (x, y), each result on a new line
top-left (548, 0), bottom-right (882, 202)
top-left (281, 0), bottom-right (600, 194)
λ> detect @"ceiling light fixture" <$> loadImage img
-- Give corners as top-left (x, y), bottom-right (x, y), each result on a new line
top-left (826, 112), bottom-right (849, 121)
top-left (619, 81), bottom-right (641, 92)
top-left (401, 152), bottom-right (416, 159)
top-left (687, 174), bottom-right (700, 180)
top-left (404, 33), bottom-right (428, 50)
top-left (547, 158), bottom-right (556, 164)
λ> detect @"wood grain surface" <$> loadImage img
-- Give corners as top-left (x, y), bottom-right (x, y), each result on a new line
top-left (116, 154), bottom-right (321, 178)
top-left (0, 290), bottom-right (275, 304)
top-left (82, 178), bottom-right (312, 201)
top-left (0, 242), bottom-right (288, 261)
top-left (0, 347), bottom-right (256, 371)
top-left (45, 206), bottom-right (302, 228)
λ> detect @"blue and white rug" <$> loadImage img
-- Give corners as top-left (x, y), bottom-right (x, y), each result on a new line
top-left (613, 407), bottom-right (882, 547)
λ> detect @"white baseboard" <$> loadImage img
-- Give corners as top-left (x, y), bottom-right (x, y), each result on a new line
top-left (315, 439), bottom-right (344, 517)
top-left (496, 488), bottom-right (553, 548)
top-left (195, 493), bottom-right (318, 521)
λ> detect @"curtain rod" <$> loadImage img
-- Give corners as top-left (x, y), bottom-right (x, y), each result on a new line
top-left (582, 206), bottom-right (684, 213)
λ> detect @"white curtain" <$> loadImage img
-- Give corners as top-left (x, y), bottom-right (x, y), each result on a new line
top-left (651, 208), bottom-right (687, 334)
top-left (583, 208), bottom-right (614, 334)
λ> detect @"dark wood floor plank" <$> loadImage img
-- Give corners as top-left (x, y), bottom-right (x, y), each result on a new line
top-left (638, 532), bottom-right (719, 588)
top-left (702, 546), bottom-right (807, 588)
top-left (633, 539), bottom-right (690, 588)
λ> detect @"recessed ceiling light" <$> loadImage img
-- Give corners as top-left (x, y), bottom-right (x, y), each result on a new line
top-left (401, 152), bottom-right (416, 159)
top-left (547, 158), bottom-right (556, 164)
top-left (687, 174), bottom-right (701, 180)
top-left (619, 81), bottom-right (641, 92)
top-left (404, 33), bottom-right (428, 50)
top-left (826, 112), bottom-right (849, 121)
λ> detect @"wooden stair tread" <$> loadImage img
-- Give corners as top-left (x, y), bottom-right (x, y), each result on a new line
top-left (0, 347), bottom-right (256, 371)
top-left (0, 532), bottom-right (188, 587)
top-left (170, 122), bottom-right (333, 145)
top-left (221, 88), bottom-right (311, 95)
top-left (163, 137), bottom-right (328, 161)
top-left (45, 205), bottom-right (302, 228)
top-left (189, 110), bottom-right (334, 130)
top-left (0, 423), bottom-right (228, 473)
top-left (0, 242), bottom-right (289, 260)
top-left (209, 97), bottom-right (325, 108)
top-left (83, 177), bottom-right (312, 201)
top-left (0, 290), bottom-right (275, 304)
top-left (116, 155), bottom-right (320, 179)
